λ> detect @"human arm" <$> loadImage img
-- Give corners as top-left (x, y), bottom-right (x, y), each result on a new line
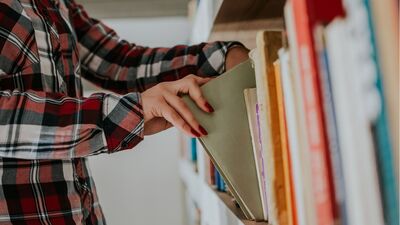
top-left (0, 89), bottom-right (143, 159)
top-left (65, 0), bottom-right (244, 94)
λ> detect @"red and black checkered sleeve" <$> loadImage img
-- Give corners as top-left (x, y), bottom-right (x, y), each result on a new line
top-left (0, 89), bottom-right (144, 159)
top-left (0, 2), bottom-right (145, 159)
top-left (65, 0), bottom-right (243, 94)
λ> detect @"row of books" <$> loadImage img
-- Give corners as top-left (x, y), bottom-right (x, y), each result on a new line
top-left (179, 136), bottom-right (228, 225)
top-left (180, 0), bottom-right (398, 225)
top-left (179, 137), bottom-right (227, 192)
top-left (242, 0), bottom-right (398, 224)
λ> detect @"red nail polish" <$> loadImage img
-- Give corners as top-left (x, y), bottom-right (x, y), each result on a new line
top-left (191, 128), bottom-right (201, 137)
top-left (205, 102), bottom-right (214, 113)
top-left (199, 125), bottom-right (208, 135)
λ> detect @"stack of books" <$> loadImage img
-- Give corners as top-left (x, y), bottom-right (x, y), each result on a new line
top-left (181, 0), bottom-right (399, 224)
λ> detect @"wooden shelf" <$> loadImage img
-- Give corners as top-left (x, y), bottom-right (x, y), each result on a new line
top-left (184, 1), bottom-right (285, 223)
top-left (209, 18), bottom-right (284, 49)
top-left (208, 0), bottom-right (285, 49)
top-left (213, 0), bottom-right (284, 26)
top-left (179, 160), bottom-right (270, 225)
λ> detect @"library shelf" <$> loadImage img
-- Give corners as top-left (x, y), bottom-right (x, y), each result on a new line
top-left (181, 0), bottom-right (286, 224)
top-left (209, 0), bottom-right (285, 48)
top-left (179, 160), bottom-right (270, 225)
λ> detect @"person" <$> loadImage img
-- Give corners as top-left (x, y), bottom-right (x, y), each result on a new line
top-left (0, 0), bottom-right (249, 224)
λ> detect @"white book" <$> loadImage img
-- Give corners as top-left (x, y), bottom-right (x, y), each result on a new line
top-left (324, 17), bottom-right (384, 225)
top-left (278, 47), bottom-right (307, 225)
top-left (243, 88), bottom-right (269, 221)
top-left (249, 44), bottom-right (275, 224)
top-left (283, 3), bottom-right (316, 225)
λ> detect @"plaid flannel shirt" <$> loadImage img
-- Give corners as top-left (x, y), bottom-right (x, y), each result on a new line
top-left (0, 0), bottom-right (240, 224)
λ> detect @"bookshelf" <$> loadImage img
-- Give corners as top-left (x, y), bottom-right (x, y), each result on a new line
top-left (181, 0), bottom-right (399, 224)
top-left (208, 0), bottom-right (285, 49)
top-left (179, 160), bottom-right (270, 225)
top-left (181, 0), bottom-right (285, 224)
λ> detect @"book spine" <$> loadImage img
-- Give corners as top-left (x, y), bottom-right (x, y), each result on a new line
top-left (210, 161), bottom-right (215, 186)
top-left (291, 1), bottom-right (336, 224)
top-left (314, 26), bottom-right (348, 225)
top-left (283, 4), bottom-right (316, 224)
top-left (190, 138), bottom-right (197, 162)
top-left (363, 0), bottom-right (399, 224)
top-left (214, 167), bottom-right (220, 190)
top-left (219, 174), bottom-right (226, 192)
top-left (279, 48), bottom-right (301, 225)
top-left (256, 103), bottom-right (269, 219)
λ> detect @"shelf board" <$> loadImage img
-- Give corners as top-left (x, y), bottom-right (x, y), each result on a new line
top-left (209, 18), bottom-right (284, 49)
top-left (179, 160), bottom-right (270, 225)
top-left (214, 190), bottom-right (269, 225)
top-left (208, 0), bottom-right (285, 49)
top-left (213, 0), bottom-right (285, 26)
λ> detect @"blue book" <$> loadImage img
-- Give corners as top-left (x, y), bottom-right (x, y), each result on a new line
top-left (219, 176), bottom-right (226, 192)
top-left (190, 138), bottom-right (197, 162)
top-left (363, 1), bottom-right (399, 224)
top-left (214, 167), bottom-right (220, 190)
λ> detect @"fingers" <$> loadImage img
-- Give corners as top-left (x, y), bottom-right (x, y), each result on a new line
top-left (159, 100), bottom-right (203, 138)
top-left (142, 75), bottom-right (214, 137)
top-left (191, 75), bottom-right (212, 86)
top-left (181, 75), bottom-right (214, 113)
top-left (164, 93), bottom-right (207, 136)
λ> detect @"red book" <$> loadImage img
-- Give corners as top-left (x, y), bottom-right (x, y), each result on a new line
top-left (290, 0), bottom-right (344, 224)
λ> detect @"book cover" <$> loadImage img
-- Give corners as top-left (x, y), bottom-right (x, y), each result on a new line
top-left (244, 88), bottom-right (269, 221)
top-left (182, 60), bottom-right (263, 220)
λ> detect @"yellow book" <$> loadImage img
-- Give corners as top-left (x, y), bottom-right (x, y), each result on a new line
top-left (253, 30), bottom-right (292, 225)
top-left (274, 59), bottom-right (295, 225)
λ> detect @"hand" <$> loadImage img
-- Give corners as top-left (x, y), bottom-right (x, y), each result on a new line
top-left (225, 45), bottom-right (250, 71)
top-left (141, 75), bottom-right (214, 137)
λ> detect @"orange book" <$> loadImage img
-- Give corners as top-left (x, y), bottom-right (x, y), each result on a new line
top-left (255, 31), bottom-right (292, 225)
top-left (273, 59), bottom-right (296, 225)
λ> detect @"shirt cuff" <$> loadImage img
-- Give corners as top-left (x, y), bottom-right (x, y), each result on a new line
top-left (102, 92), bottom-right (144, 153)
top-left (197, 41), bottom-right (245, 76)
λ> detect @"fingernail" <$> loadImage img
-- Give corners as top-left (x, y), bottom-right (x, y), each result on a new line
top-left (199, 125), bottom-right (208, 135)
top-left (191, 128), bottom-right (201, 137)
top-left (205, 102), bottom-right (214, 113)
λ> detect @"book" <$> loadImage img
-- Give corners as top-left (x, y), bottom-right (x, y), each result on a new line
top-left (243, 88), bottom-right (269, 221)
top-left (215, 167), bottom-right (221, 190)
top-left (362, 0), bottom-right (399, 223)
top-left (313, 25), bottom-right (348, 225)
top-left (324, 17), bottom-right (384, 225)
top-left (290, 0), bottom-right (345, 223)
top-left (209, 159), bottom-right (215, 186)
top-left (253, 30), bottom-right (292, 225)
top-left (190, 138), bottom-right (197, 162)
top-left (283, 3), bottom-right (316, 225)
top-left (278, 48), bottom-right (302, 225)
top-left (369, 0), bottom-right (399, 182)
top-left (273, 59), bottom-right (295, 225)
top-left (182, 60), bottom-right (263, 220)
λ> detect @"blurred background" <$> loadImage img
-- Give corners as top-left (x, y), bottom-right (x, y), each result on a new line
top-left (77, 0), bottom-right (192, 225)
